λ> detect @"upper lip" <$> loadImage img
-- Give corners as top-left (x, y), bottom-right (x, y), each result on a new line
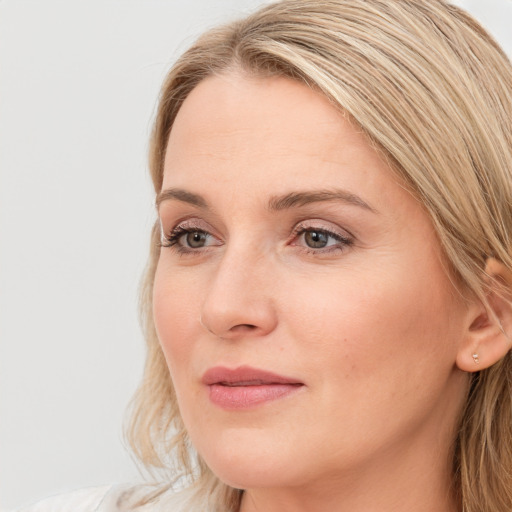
top-left (202, 365), bottom-right (303, 386)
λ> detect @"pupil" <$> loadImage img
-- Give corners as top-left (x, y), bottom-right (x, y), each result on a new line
top-left (187, 231), bottom-right (206, 248)
top-left (305, 230), bottom-right (328, 248)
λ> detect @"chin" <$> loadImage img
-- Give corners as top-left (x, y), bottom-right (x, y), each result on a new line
top-left (207, 456), bottom-right (297, 490)
top-left (193, 428), bottom-right (309, 490)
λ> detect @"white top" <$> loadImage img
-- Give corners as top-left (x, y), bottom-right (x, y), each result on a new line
top-left (15, 486), bottom-right (113, 512)
top-left (14, 484), bottom-right (200, 512)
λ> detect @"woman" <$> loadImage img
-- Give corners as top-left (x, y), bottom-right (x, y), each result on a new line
top-left (20, 1), bottom-right (512, 511)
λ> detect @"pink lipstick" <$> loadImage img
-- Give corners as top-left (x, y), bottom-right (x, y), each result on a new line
top-left (202, 366), bottom-right (304, 409)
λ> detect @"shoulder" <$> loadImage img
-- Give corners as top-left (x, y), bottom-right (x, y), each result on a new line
top-left (14, 485), bottom-right (113, 512)
top-left (13, 483), bottom-right (201, 512)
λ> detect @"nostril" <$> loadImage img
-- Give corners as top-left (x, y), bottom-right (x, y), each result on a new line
top-left (230, 324), bottom-right (257, 333)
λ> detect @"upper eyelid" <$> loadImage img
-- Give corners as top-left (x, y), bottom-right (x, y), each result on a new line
top-left (160, 217), bottom-right (214, 234)
top-left (160, 217), bottom-right (352, 236)
top-left (291, 219), bottom-right (354, 239)
top-left (293, 226), bottom-right (349, 239)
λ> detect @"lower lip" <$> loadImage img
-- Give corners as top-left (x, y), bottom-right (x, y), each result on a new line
top-left (208, 383), bottom-right (303, 409)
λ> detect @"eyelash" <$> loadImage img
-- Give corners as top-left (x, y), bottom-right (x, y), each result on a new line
top-left (159, 222), bottom-right (354, 256)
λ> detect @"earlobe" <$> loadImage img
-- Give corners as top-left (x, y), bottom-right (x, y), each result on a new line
top-left (456, 258), bottom-right (512, 373)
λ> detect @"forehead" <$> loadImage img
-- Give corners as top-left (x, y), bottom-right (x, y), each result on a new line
top-left (167, 73), bottom-right (346, 147)
top-left (164, 73), bottom-right (393, 194)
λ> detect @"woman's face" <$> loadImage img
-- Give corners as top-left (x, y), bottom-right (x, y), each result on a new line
top-left (153, 73), bottom-right (471, 491)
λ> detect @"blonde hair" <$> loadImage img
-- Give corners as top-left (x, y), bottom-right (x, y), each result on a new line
top-left (127, 1), bottom-right (512, 510)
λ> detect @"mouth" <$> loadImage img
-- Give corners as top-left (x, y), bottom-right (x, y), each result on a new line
top-left (202, 365), bottom-right (304, 409)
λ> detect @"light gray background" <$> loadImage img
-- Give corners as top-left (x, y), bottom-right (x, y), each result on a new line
top-left (1, 0), bottom-right (510, 509)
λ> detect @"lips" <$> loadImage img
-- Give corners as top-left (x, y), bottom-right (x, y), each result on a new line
top-left (202, 365), bottom-right (304, 409)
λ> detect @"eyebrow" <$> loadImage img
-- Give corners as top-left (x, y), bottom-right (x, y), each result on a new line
top-left (156, 187), bottom-right (377, 213)
top-left (267, 190), bottom-right (377, 213)
top-left (156, 188), bottom-right (208, 209)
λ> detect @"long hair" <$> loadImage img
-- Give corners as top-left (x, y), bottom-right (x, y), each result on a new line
top-left (127, 1), bottom-right (512, 510)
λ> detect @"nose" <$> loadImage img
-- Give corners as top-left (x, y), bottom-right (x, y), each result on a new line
top-left (199, 243), bottom-right (278, 340)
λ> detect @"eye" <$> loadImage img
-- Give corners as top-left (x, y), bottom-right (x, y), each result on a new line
top-left (291, 223), bottom-right (353, 254)
top-left (159, 221), bottom-right (221, 254)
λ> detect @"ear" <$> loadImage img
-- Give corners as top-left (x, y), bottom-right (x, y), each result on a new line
top-left (456, 258), bottom-right (512, 372)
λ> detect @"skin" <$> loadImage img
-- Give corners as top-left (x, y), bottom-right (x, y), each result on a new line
top-left (153, 72), bottom-right (482, 512)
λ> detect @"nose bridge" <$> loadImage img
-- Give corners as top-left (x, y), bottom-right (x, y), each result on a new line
top-left (200, 237), bottom-right (277, 339)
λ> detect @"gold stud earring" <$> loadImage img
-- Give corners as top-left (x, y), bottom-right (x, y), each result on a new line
top-left (472, 353), bottom-right (480, 364)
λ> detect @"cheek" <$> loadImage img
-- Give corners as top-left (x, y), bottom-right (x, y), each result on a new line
top-left (152, 261), bottom-right (211, 432)
top-left (281, 260), bottom-right (460, 397)
top-left (152, 262), bottom-right (201, 377)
